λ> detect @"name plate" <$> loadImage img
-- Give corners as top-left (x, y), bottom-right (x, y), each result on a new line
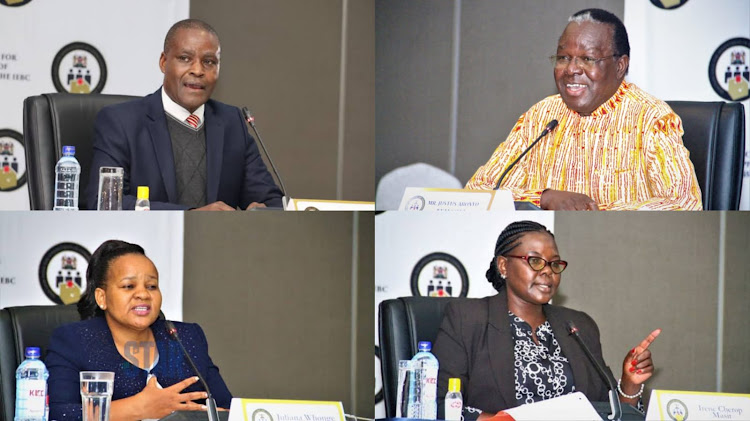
top-left (285, 198), bottom-right (375, 211)
top-left (645, 390), bottom-right (750, 420)
top-left (398, 188), bottom-right (514, 211)
top-left (228, 398), bottom-right (345, 421)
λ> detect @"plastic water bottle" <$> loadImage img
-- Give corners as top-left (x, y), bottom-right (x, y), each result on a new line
top-left (135, 186), bottom-right (150, 211)
top-left (53, 146), bottom-right (80, 211)
top-left (445, 378), bottom-right (463, 421)
top-left (411, 341), bottom-right (439, 419)
top-left (15, 347), bottom-right (49, 421)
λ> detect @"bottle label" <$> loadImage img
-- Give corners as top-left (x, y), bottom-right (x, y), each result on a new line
top-left (445, 397), bottom-right (463, 421)
top-left (421, 366), bottom-right (438, 419)
top-left (16, 379), bottom-right (46, 417)
top-left (422, 366), bottom-right (438, 399)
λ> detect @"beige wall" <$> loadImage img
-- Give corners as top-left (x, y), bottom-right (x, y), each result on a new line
top-left (182, 212), bottom-right (374, 417)
top-left (555, 212), bottom-right (750, 397)
top-left (191, 0), bottom-right (375, 202)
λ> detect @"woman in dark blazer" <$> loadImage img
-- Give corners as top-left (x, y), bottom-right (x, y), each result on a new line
top-left (433, 221), bottom-right (660, 419)
top-left (46, 240), bottom-right (232, 421)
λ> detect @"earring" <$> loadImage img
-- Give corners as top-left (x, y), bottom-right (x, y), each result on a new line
top-left (500, 273), bottom-right (506, 280)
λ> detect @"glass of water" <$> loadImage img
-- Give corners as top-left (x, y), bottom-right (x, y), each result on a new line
top-left (80, 371), bottom-right (114, 421)
top-left (97, 167), bottom-right (123, 210)
top-left (396, 360), bottom-right (421, 418)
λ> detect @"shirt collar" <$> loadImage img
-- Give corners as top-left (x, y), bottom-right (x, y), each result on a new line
top-left (161, 87), bottom-right (205, 127)
top-left (581, 80), bottom-right (629, 118)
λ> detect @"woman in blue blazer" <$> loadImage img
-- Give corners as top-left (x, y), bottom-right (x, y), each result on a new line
top-left (46, 240), bottom-right (232, 420)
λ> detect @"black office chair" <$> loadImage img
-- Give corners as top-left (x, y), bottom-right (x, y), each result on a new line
top-left (23, 93), bottom-right (139, 210)
top-left (0, 304), bottom-right (80, 421)
top-left (378, 296), bottom-right (459, 418)
top-left (666, 101), bottom-right (745, 210)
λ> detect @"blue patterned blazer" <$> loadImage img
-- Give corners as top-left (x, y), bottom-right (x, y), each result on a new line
top-left (46, 317), bottom-right (232, 420)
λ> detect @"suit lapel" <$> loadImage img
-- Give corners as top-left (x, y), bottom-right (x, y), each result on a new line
top-left (487, 290), bottom-right (518, 409)
top-left (203, 101), bottom-right (224, 204)
top-left (545, 306), bottom-right (591, 396)
top-left (146, 89), bottom-right (178, 202)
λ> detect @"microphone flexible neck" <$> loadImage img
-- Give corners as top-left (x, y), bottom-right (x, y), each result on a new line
top-left (493, 120), bottom-right (558, 190)
top-left (166, 322), bottom-right (220, 421)
top-left (567, 322), bottom-right (622, 421)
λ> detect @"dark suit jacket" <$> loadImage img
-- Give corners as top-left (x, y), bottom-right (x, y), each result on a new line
top-left (86, 89), bottom-right (283, 210)
top-left (46, 317), bottom-right (232, 421)
top-left (433, 288), bottom-right (613, 417)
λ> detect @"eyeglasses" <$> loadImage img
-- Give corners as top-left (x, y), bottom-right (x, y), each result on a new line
top-left (504, 255), bottom-right (568, 274)
top-left (549, 55), bottom-right (621, 70)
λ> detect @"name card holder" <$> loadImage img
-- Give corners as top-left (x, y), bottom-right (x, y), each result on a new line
top-left (645, 389), bottom-right (750, 421)
top-left (228, 398), bottom-right (345, 421)
top-left (285, 198), bottom-right (375, 211)
top-left (399, 187), bottom-right (515, 211)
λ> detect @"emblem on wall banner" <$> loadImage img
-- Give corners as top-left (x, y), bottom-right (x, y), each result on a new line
top-left (0, 129), bottom-right (27, 192)
top-left (38, 242), bottom-right (92, 304)
top-left (666, 399), bottom-right (689, 421)
top-left (410, 252), bottom-right (469, 298)
top-left (649, 0), bottom-right (689, 9)
top-left (51, 42), bottom-right (107, 94)
top-left (709, 38), bottom-right (750, 102)
top-left (0, 0), bottom-right (33, 6)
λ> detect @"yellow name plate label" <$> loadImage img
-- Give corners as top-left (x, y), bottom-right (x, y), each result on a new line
top-left (646, 390), bottom-right (750, 421)
top-left (228, 398), bottom-right (345, 421)
top-left (286, 198), bottom-right (375, 211)
top-left (399, 187), bottom-right (514, 211)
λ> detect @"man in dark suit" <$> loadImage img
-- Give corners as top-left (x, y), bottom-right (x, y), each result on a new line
top-left (86, 19), bottom-right (283, 210)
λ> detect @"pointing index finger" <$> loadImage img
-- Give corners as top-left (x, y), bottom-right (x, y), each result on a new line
top-left (635, 328), bottom-right (661, 354)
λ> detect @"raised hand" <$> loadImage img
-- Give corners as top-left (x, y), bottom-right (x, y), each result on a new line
top-left (620, 328), bottom-right (661, 397)
top-left (134, 376), bottom-right (209, 419)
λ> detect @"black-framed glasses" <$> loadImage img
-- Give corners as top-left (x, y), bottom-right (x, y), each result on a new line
top-left (548, 54), bottom-right (621, 70)
top-left (505, 255), bottom-right (568, 274)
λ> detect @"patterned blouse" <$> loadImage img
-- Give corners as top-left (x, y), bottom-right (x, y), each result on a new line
top-left (509, 312), bottom-right (576, 405)
top-left (466, 81), bottom-right (702, 210)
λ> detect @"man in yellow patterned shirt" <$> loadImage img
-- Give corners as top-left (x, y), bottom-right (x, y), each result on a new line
top-left (466, 8), bottom-right (702, 210)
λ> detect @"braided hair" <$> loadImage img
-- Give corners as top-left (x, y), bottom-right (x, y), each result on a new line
top-left (77, 240), bottom-right (146, 320)
top-left (486, 220), bottom-right (554, 292)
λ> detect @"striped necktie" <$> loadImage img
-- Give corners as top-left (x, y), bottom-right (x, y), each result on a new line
top-left (186, 114), bottom-right (200, 129)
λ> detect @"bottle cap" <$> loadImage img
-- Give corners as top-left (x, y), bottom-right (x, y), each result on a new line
top-left (418, 341), bottom-right (432, 352)
top-left (25, 347), bottom-right (40, 358)
top-left (62, 145), bottom-right (75, 156)
top-left (137, 186), bottom-right (149, 200)
top-left (448, 378), bottom-right (461, 392)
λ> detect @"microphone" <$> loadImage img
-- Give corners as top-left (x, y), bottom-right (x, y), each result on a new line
top-left (493, 119), bottom-right (558, 190)
top-left (165, 321), bottom-right (220, 421)
top-left (566, 321), bottom-right (622, 421)
top-left (241, 107), bottom-right (289, 209)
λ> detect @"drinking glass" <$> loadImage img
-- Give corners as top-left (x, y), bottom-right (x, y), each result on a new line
top-left (97, 167), bottom-right (123, 210)
top-left (80, 371), bottom-right (114, 421)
